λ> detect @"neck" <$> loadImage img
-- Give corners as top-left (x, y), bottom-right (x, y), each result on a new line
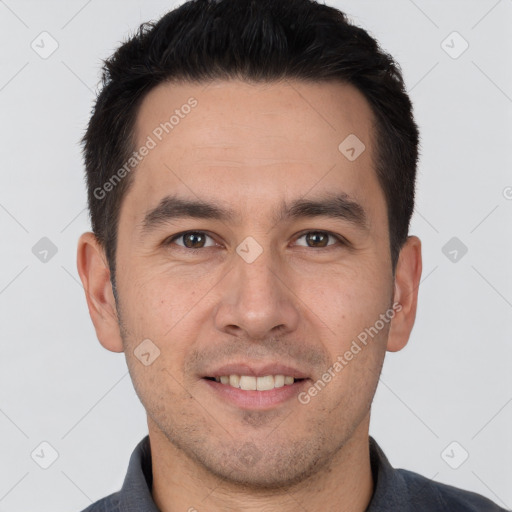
top-left (149, 415), bottom-right (374, 512)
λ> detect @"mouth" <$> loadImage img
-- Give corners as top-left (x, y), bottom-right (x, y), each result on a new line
top-left (204, 374), bottom-right (305, 391)
top-left (201, 371), bottom-right (311, 411)
top-left (201, 364), bottom-right (310, 409)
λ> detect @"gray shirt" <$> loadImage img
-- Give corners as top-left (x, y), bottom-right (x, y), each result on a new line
top-left (80, 436), bottom-right (508, 511)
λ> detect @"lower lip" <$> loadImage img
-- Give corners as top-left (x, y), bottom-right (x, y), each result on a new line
top-left (202, 378), bottom-right (309, 409)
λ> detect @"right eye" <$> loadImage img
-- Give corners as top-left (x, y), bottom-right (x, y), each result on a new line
top-left (164, 231), bottom-right (218, 250)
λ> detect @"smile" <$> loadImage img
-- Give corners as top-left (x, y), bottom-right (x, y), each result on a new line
top-left (207, 374), bottom-right (301, 391)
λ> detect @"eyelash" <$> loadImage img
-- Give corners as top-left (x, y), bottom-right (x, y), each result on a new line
top-left (164, 230), bottom-right (348, 252)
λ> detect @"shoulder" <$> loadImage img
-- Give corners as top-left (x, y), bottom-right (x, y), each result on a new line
top-left (368, 437), bottom-right (507, 511)
top-left (398, 468), bottom-right (508, 511)
top-left (77, 493), bottom-right (121, 512)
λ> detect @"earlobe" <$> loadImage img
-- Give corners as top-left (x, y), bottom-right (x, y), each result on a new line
top-left (76, 232), bottom-right (124, 353)
top-left (386, 236), bottom-right (422, 353)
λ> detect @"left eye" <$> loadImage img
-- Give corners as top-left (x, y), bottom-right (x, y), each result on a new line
top-left (294, 231), bottom-right (342, 248)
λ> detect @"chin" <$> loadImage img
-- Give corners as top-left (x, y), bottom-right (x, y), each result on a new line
top-left (191, 439), bottom-right (331, 491)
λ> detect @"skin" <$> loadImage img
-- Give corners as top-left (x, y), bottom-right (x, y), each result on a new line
top-left (77, 79), bottom-right (422, 512)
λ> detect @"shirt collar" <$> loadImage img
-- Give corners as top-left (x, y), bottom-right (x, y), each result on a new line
top-left (366, 436), bottom-right (411, 511)
top-left (119, 435), bottom-right (159, 512)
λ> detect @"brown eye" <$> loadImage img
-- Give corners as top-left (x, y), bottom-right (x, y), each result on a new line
top-left (306, 232), bottom-right (329, 247)
top-left (182, 232), bottom-right (206, 248)
top-left (168, 231), bottom-right (216, 249)
top-left (295, 231), bottom-right (341, 248)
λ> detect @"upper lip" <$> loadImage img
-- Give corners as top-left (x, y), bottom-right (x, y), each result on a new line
top-left (203, 362), bottom-right (310, 379)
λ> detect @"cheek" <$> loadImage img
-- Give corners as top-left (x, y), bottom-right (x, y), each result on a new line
top-left (118, 262), bottom-right (209, 337)
top-left (297, 260), bottom-right (392, 342)
top-left (117, 265), bottom-right (224, 391)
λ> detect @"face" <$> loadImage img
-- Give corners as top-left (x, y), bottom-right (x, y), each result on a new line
top-left (88, 79), bottom-right (410, 488)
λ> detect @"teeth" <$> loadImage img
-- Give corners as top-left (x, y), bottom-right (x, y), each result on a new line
top-left (256, 375), bottom-right (274, 391)
top-left (214, 374), bottom-right (298, 390)
top-left (239, 375), bottom-right (257, 390)
top-left (274, 375), bottom-right (285, 388)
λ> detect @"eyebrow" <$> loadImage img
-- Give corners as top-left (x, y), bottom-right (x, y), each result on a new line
top-left (140, 193), bottom-right (368, 236)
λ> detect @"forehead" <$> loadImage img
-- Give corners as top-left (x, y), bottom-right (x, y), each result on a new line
top-left (125, 79), bottom-right (384, 227)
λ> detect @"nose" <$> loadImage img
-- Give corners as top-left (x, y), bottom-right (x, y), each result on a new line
top-left (213, 245), bottom-right (301, 341)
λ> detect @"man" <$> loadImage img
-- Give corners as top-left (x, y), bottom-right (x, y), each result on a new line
top-left (76, 0), bottom-right (506, 510)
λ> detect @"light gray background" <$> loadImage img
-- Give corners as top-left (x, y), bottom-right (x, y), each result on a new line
top-left (0, 0), bottom-right (511, 510)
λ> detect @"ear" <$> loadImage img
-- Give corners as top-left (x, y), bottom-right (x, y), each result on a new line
top-left (387, 235), bottom-right (422, 352)
top-left (76, 232), bottom-right (124, 353)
